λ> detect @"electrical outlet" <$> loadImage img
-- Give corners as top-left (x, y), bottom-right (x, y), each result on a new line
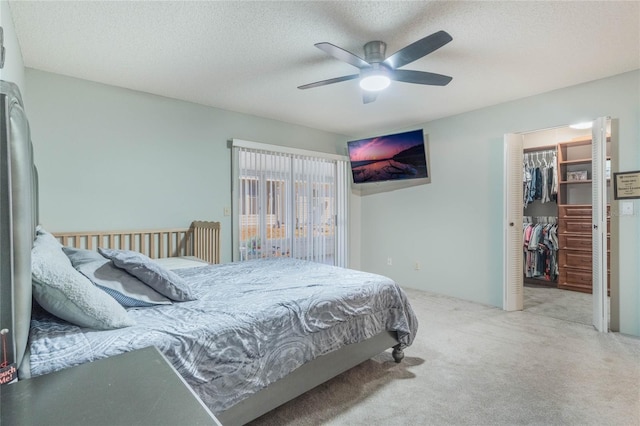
top-left (223, 207), bottom-right (231, 216)
top-left (387, 257), bottom-right (392, 266)
top-left (414, 262), bottom-right (421, 271)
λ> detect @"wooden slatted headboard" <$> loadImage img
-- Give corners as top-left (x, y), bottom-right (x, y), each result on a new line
top-left (54, 220), bottom-right (221, 264)
top-left (191, 221), bottom-right (221, 264)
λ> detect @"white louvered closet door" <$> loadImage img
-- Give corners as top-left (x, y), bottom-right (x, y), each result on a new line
top-left (503, 133), bottom-right (524, 311)
top-left (592, 117), bottom-right (609, 332)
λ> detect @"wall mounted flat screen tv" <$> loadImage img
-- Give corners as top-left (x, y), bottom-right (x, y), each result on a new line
top-left (347, 129), bottom-right (428, 184)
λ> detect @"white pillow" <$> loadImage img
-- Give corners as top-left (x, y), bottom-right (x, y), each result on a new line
top-left (31, 228), bottom-right (135, 329)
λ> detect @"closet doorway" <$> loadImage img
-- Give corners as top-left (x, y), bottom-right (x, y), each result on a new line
top-left (503, 118), bottom-right (616, 331)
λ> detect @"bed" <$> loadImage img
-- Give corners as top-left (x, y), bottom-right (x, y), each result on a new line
top-left (0, 80), bottom-right (418, 425)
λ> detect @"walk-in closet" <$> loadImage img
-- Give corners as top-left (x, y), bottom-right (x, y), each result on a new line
top-left (520, 123), bottom-right (611, 326)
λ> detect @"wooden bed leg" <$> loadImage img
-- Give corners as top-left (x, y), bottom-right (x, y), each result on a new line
top-left (392, 344), bottom-right (404, 363)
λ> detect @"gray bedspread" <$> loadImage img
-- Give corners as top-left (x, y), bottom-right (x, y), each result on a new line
top-left (28, 258), bottom-right (418, 414)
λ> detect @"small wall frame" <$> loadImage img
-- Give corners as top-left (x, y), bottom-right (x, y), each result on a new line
top-left (613, 170), bottom-right (640, 200)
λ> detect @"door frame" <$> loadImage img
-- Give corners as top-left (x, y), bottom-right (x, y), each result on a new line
top-left (503, 120), bottom-right (616, 332)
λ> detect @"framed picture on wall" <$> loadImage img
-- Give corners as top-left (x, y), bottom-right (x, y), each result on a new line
top-left (613, 170), bottom-right (640, 200)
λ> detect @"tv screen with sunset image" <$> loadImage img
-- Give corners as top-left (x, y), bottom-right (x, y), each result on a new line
top-left (347, 129), bottom-right (428, 184)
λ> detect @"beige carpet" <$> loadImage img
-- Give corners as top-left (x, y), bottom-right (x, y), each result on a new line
top-left (524, 284), bottom-right (593, 326)
top-left (248, 288), bottom-right (640, 426)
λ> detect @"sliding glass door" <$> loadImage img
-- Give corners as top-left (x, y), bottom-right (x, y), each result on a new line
top-left (232, 140), bottom-right (349, 267)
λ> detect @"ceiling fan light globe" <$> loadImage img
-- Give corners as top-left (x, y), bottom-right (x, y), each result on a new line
top-left (360, 75), bottom-right (391, 92)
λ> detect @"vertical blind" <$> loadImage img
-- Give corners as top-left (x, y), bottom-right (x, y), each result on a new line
top-left (232, 140), bottom-right (349, 267)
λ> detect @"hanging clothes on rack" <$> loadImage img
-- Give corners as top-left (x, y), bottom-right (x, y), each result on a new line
top-left (523, 216), bottom-right (559, 281)
top-left (523, 150), bottom-right (557, 208)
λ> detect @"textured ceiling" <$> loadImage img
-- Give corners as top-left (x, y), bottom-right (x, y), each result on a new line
top-left (8, 1), bottom-right (640, 137)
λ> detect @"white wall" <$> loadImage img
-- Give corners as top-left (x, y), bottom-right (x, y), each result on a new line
top-left (24, 69), bottom-right (351, 265)
top-left (358, 70), bottom-right (640, 337)
top-left (0, 0), bottom-right (24, 89)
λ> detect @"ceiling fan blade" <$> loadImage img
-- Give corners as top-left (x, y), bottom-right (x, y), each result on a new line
top-left (383, 30), bottom-right (453, 69)
top-left (392, 69), bottom-right (452, 86)
top-left (315, 42), bottom-right (370, 69)
top-left (362, 92), bottom-right (378, 104)
top-left (297, 74), bottom-right (359, 90)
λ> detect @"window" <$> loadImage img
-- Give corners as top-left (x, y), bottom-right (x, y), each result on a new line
top-left (232, 140), bottom-right (349, 267)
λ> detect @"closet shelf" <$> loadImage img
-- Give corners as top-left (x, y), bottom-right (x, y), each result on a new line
top-left (559, 156), bottom-right (610, 166)
top-left (560, 178), bottom-right (610, 185)
top-left (560, 179), bottom-right (592, 184)
top-left (559, 158), bottom-right (591, 166)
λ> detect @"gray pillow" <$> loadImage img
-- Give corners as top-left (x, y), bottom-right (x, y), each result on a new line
top-left (61, 246), bottom-right (105, 264)
top-left (63, 247), bottom-right (172, 308)
top-left (31, 228), bottom-right (135, 329)
top-left (98, 248), bottom-right (196, 302)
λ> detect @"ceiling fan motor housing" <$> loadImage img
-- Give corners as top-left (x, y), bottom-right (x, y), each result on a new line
top-left (363, 41), bottom-right (387, 63)
top-left (361, 41), bottom-right (392, 83)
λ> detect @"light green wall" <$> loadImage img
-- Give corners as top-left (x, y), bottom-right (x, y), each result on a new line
top-left (359, 70), bottom-right (639, 336)
top-left (24, 69), bottom-right (349, 264)
top-left (0, 0), bottom-right (25, 88)
top-left (18, 41), bottom-right (640, 335)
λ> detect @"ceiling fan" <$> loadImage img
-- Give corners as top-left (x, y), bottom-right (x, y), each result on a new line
top-left (298, 30), bottom-right (453, 104)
